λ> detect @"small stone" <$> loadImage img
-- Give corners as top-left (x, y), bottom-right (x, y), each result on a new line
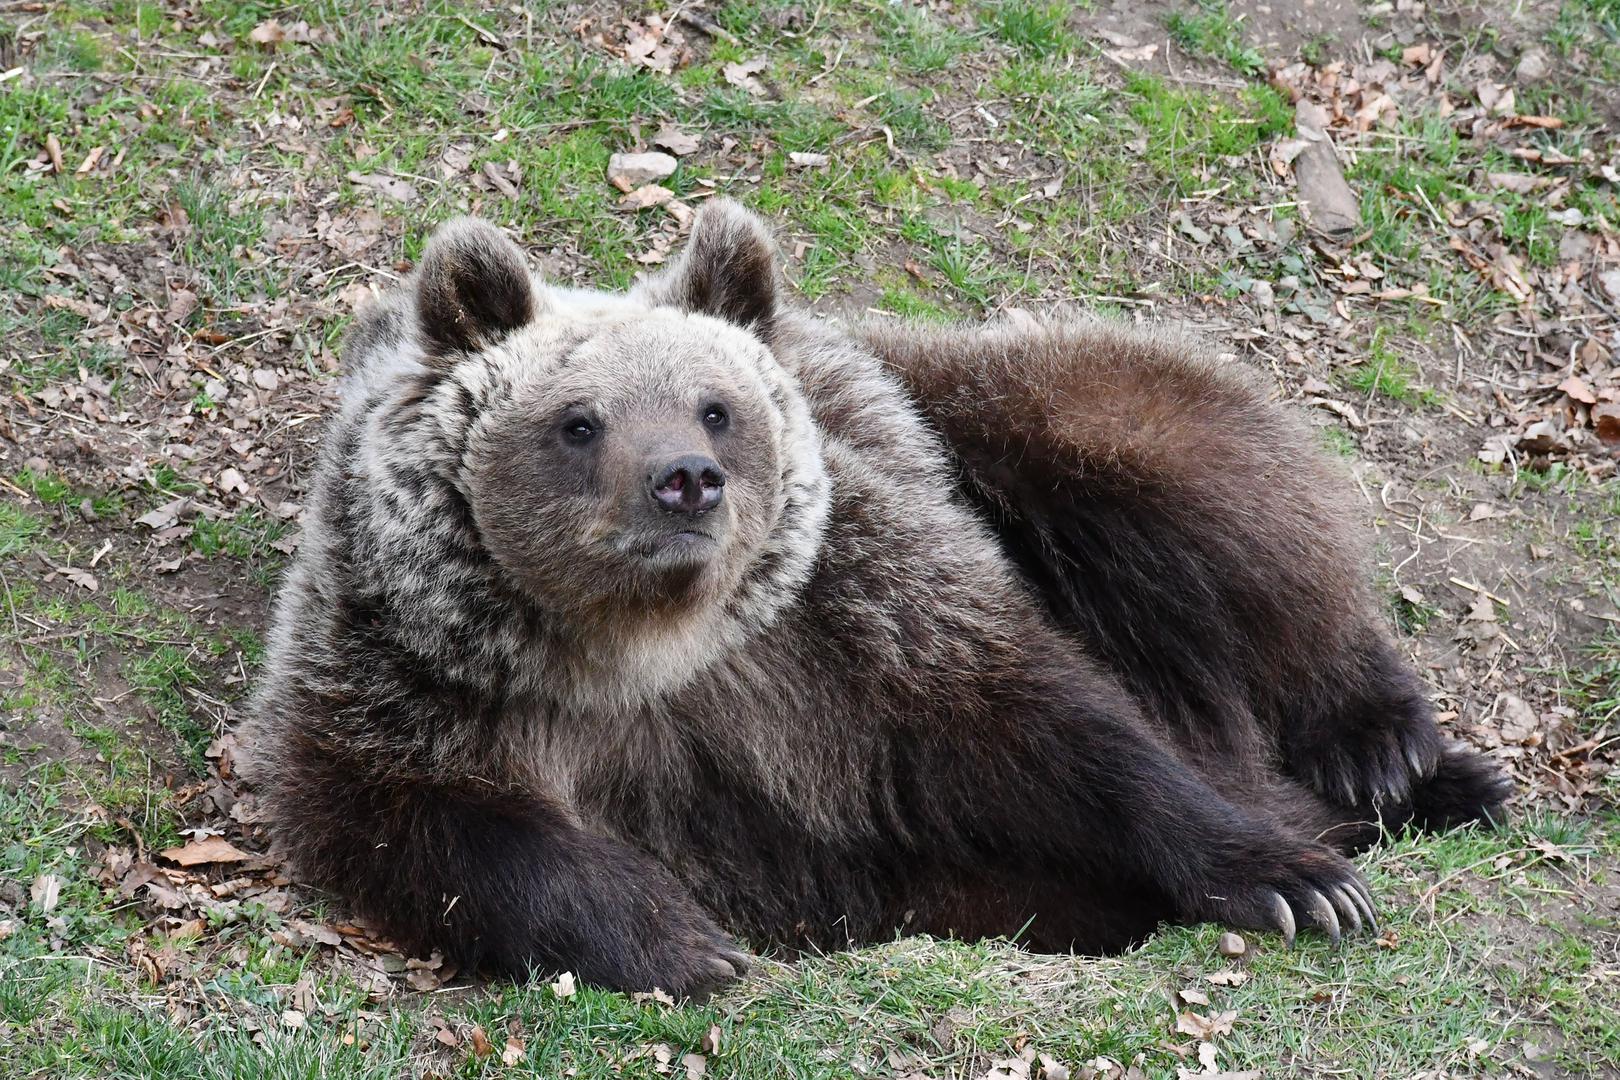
top-left (1217, 931), bottom-right (1247, 957)
top-left (1515, 48), bottom-right (1550, 83)
top-left (607, 151), bottom-right (677, 190)
top-left (77, 498), bottom-right (99, 523)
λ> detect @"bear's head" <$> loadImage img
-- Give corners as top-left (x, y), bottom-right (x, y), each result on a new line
top-left (408, 200), bottom-right (829, 644)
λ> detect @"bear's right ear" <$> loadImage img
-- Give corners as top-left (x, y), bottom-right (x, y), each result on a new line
top-left (414, 218), bottom-right (537, 360)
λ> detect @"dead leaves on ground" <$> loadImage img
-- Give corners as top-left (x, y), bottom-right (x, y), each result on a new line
top-left (1263, 47), bottom-right (1620, 472)
top-left (605, 147), bottom-right (704, 264)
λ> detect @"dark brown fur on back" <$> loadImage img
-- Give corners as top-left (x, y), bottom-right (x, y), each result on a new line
top-left (244, 204), bottom-right (1511, 997)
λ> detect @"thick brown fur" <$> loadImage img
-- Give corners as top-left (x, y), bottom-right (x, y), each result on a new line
top-left (857, 320), bottom-right (1512, 838)
top-left (243, 202), bottom-right (1510, 997)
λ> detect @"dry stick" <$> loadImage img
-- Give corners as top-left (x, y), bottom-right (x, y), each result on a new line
top-left (1449, 577), bottom-right (1511, 607)
top-left (673, 8), bottom-right (739, 45)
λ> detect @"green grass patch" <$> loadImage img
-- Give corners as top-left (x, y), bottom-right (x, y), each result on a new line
top-left (123, 644), bottom-right (211, 772)
top-left (1343, 332), bottom-right (1439, 408)
top-left (0, 504), bottom-right (45, 559)
top-left (1166, 0), bottom-right (1265, 75)
top-left (981, 0), bottom-right (1078, 56)
top-left (1124, 75), bottom-right (1293, 195)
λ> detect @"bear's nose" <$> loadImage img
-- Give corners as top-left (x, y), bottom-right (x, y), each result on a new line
top-left (650, 454), bottom-right (725, 515)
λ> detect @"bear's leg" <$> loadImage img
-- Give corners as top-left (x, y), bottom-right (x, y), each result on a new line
top-left (911, 871), bottom-right (1171, 955)
top-left (1280, 634), bottom-right (1509, 830)
top-left (277, 752), bottom-right (750, 996)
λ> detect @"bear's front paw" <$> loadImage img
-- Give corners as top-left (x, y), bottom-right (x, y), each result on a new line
top-left (1291, 707), bottom-right (1443, 809)
top-left (570, 891), bottom-right (753, 1000)
top-left (638, 917), bottom-right (753, 1000)
top-left (1195, 842), bottom-right (1375, 947)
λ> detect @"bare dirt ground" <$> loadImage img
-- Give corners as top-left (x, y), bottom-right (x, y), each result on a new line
top-left (2, 0), bottom-right (1618, 1076)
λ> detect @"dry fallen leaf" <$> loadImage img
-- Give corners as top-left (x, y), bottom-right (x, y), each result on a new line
top-left (1293, 139), bottom-right (1360, 236)
top-left (347, 171), bottom-right (417, 204)
top-left (633, 986), bottom-right (677, 1006)
top-left (1401, 43), bottom-right (1432, 66)
top-left (1206, 970), bottom-right (1249, 987)
top-left (217, 468), bottom-right (250, 496)
top-left (984, 1057), bottom-right (1032, 1079)
top-left (619, 184), bottom-right (675, 211)
top-left (30, 873), bottom-right (61, 913)
top-left (1105, 43), bottom-right (1157, 63)
top-left (1560, 376), bottom-right (1598, 405)
top-left (1175, 1009), bottom-right (1237, 1040)
top-left (1498, 693), bottom-right (1538, 745)
top-left (160, 836), bottom-right (252, 867)
top-left (723, 57), bottom-right (769, 95)
top-left (654, 125), bottom-right (700, 156)
top-left (1594, 403), bottom-right (1620, 444)
top-left (502, 1038), bottom-right (525, 1066)
top-left (249, 19), bottom-right (286, 47)
top-left (551, 971), bottom-right (577, 998)
top-left (469, 1025), bottom-right (493, 1058)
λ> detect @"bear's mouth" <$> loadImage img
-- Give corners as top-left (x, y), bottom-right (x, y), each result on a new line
top-left (625, 528), bottom-right (717, 566)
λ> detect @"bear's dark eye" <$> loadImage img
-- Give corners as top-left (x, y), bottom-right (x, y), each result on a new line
top-left (702, 404), bottom-right (729, 430)
top-left (561, 416), bottom-right (598, 445)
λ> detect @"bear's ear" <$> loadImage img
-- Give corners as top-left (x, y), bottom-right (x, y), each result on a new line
top-left (653, 198), bottom-right (779, 343)
top-left (415, 217), bottom-right (537, 360)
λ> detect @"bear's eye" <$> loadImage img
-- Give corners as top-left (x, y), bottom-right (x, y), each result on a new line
top-left (702, 404), bottom-right (729, 430)
top-left (561, 416), bottom-right (598, 445)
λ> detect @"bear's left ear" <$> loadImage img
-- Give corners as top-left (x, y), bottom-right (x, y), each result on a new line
top-left (414, 217), bottom-right (538, 361)
top-left (648, 198), bottom-right (779, 343)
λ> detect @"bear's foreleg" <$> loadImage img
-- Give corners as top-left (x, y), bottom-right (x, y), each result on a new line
top-left (281, 752), bottom-right (750, 995)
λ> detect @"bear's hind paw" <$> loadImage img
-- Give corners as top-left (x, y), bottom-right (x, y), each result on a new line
top-left (1291, 711), bottom-right (1443, 810)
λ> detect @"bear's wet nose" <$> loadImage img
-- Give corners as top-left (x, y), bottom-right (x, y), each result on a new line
top-left (650, 454), bottom-right (726, 515)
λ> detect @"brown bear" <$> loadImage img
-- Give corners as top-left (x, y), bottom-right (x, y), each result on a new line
top-left (242, 199), bottom-right (1509, 997)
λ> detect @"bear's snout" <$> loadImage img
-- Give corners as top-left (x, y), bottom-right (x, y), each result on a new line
top-left (649, 454), bottom-right (726, 516)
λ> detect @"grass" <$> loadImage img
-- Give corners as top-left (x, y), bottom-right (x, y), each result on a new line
top-left (0, 505), bottom-right (44, 558)
top-left (3, 787), bottom-right (1615, 1077)
top-left (982, 0), bottom-right (1079, 57)
top-left (1343, 330), bottom-right (1440, 408)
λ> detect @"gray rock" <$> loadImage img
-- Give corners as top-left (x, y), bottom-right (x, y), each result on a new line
top-left (607, 151), bottom-right (678, 189)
